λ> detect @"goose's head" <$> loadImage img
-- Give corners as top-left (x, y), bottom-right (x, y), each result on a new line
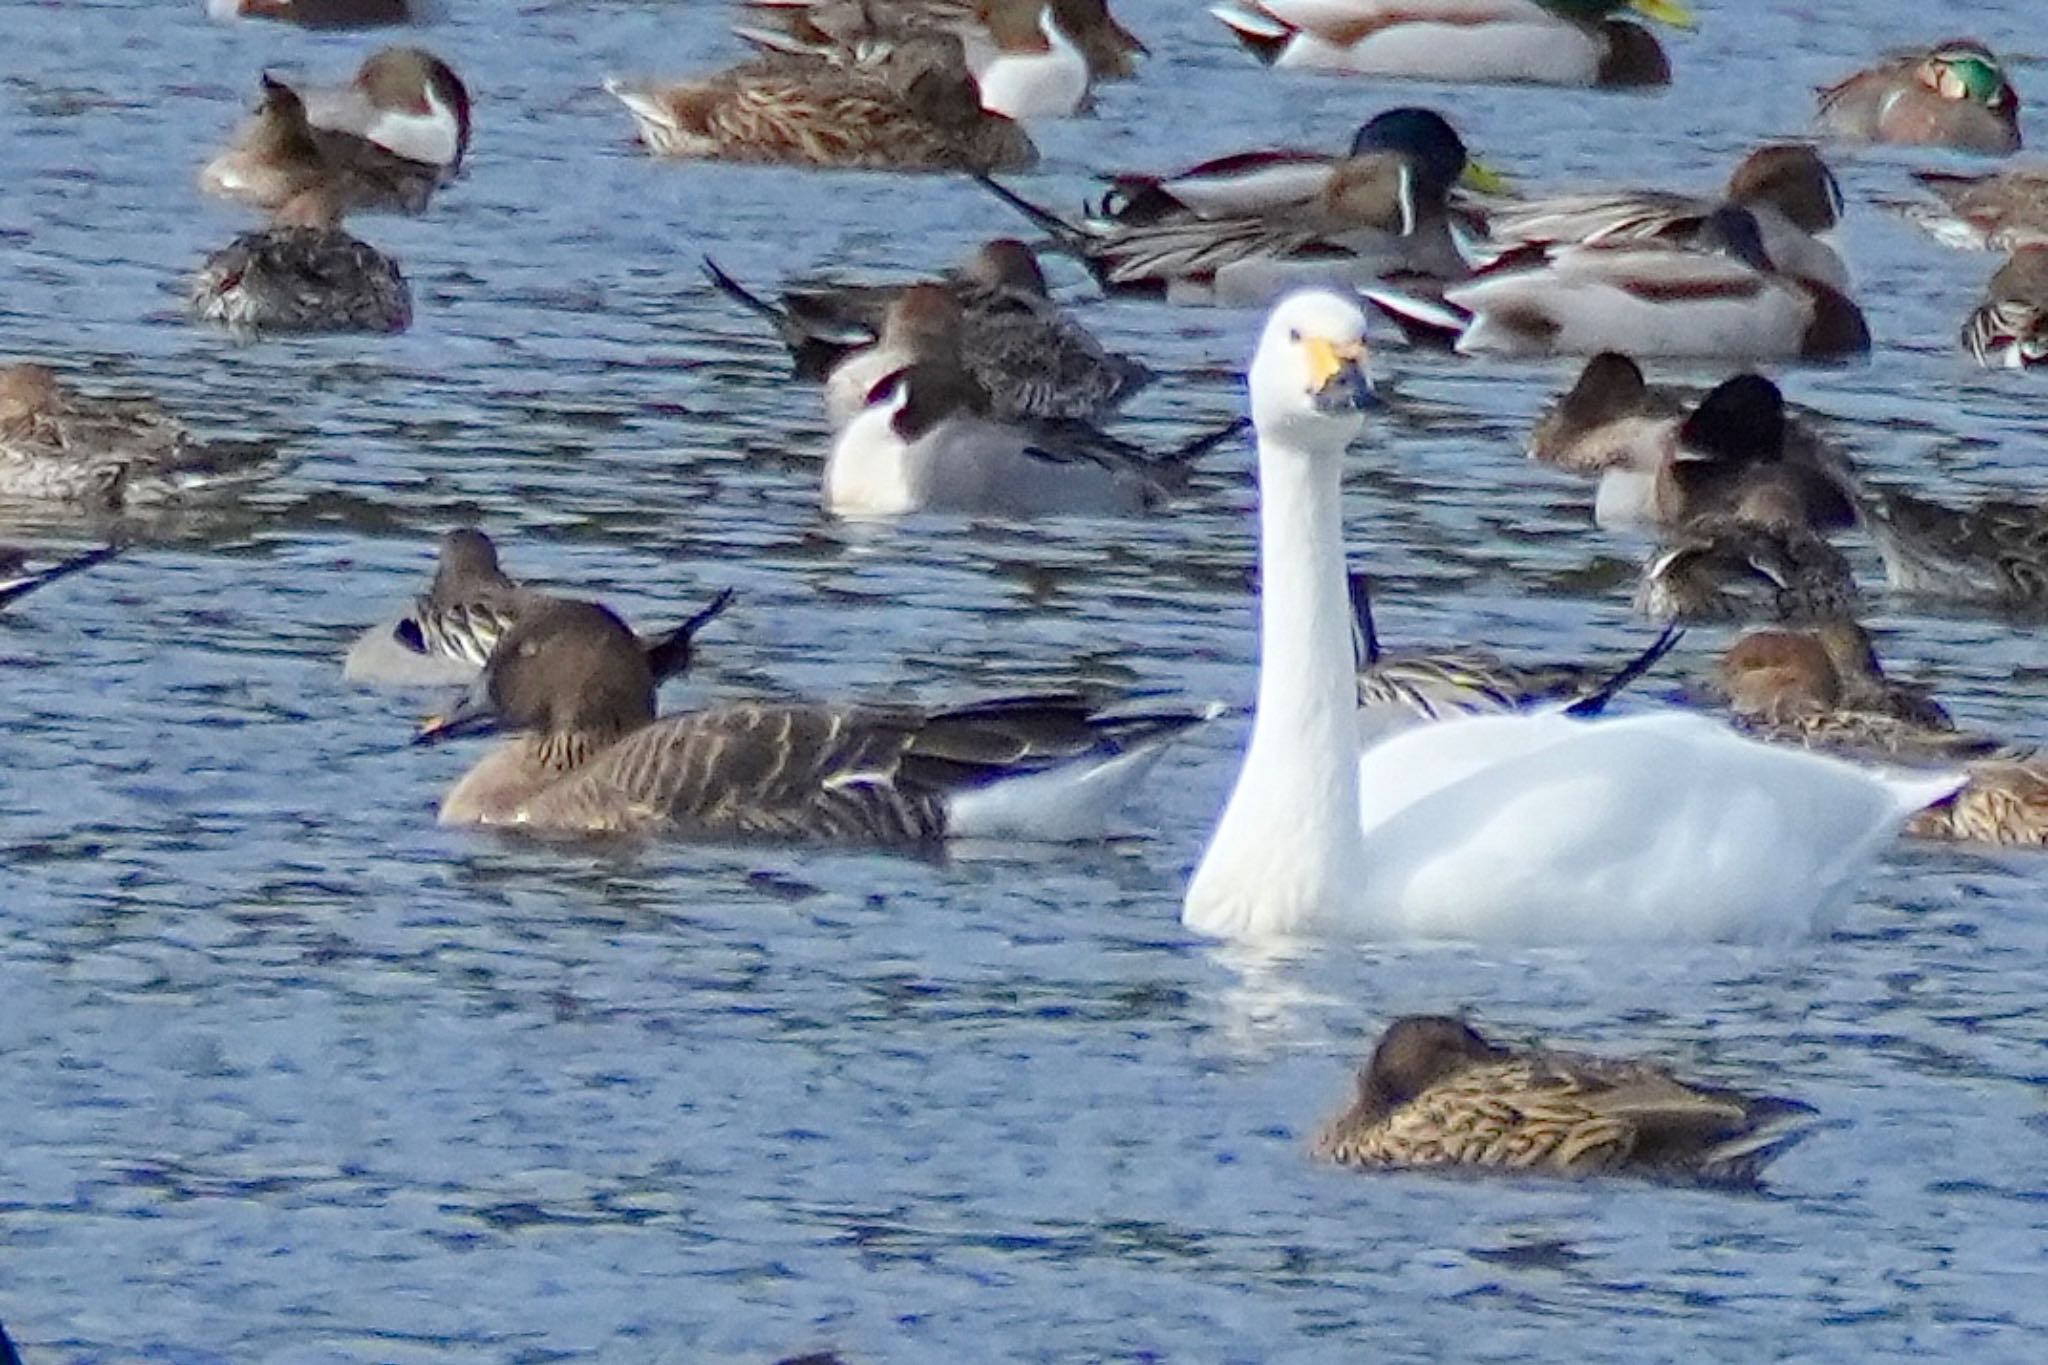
top-left (416, 600), bottom-right (656, 747)
top-left (1249, 290), bottom-right (1377, 452)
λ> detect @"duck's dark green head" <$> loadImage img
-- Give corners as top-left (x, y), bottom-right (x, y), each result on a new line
top-left (1925, 45), bottom-right (2019, 113)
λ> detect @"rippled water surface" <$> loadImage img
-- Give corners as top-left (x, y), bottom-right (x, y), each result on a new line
top-left (2, 1), bottom-right (2046, 1360)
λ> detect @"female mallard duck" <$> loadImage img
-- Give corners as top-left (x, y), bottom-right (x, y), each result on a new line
top-left (343, 529), bottom-right (735, 688)
top-left (736, 0), bottom-right (1146, 83)
top-left (1181, 290), bottom-right (1954, 943)
top-left (414, 598), bottom-right (1209, 838)
top-left (605, 33), bottom-right (1037, 172)
top-left (1486, 142), bottom-right (1849, 293)
top-left (1962, 247), bottom-right (2048, 369)
top-left (1372, 205), bottom-right (1871, 360)
top-left (1347, 571), bottom-right (1679, 734)
top-left (1855, 481), bottom-right (2048, 607)
top-left (202, 52), bottom-right (468, 213)
top-left (1715, 630), bottom-right (2048, 847)
top-left (1314, 1016), bottom-right (1818, 1185)
top-left (188, 186), bottom-right (413, 336)
top-left (702, 239), bottom-right (1152, 423)
top-left (1211, 0), bottom-right (1694, 88)
top-left (1816, 39), bottom-right (2022, 155)
top-left (1636, 516), bottom-right (1863, 624)
top-left (1907, 166), bottom-right (2048, 251)
top-left (0, 364), bottom-right (282, 504)
top-left (980, 107), bottom-right (1485, 304)
top-left (0, 544), bottom-right (120, 611)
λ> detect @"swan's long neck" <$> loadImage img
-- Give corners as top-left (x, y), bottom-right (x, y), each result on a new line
top-left (1185, 432), bottom-right (1368, 938)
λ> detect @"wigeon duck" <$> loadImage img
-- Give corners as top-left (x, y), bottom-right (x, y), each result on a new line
top-left (343, 529), bottom-right (736, 688)
top-left (1211, 0), bottom-right (1695, 88)
top-left (0, 544), bottom-right (120, 610)
top-left (1962, 246), bottom-right (2048, 369)
top-left (187, 185), bottom-right (414, 336)
top-left (0, 364), bottom-right (282, 504)
top-left (1181, 291), bottom-right (1951, 944)
top-left (1817, 39), bottom-right (2022, 156)
top-left (981, 107), bottom-right (1488, 304)
top-left (702, 239), bottom-right (1152, 424)
top-left (1369, 205), bottom-right (1870, 360)
top-left (413, 598), bottom-right (1209, 839)
top-left (605, 33), bottom-right (1036, 173)
top-left (1905, 165), bottom-right (2048, 251)
top-left (1486, 142), bottom-right (1850, 294)
top-left (1314, 1016), bottom-right (1817, 1184)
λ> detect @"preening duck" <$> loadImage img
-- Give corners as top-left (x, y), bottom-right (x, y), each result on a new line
top-left (187, 185), bottom-right (414, 337)
top-left (1816, 39), bottom-right (2022, 156)
top-left (343, 529), bottom-right (735, 688)
top-left (1314, 1016), bottom-right (1818, 1185)
top-left (1181, 289), bottom-right (1953, 943)
top-left (1211, 0), bottom-right (1694, 88)
top-left (414, 598), bottom-right (1208, 840)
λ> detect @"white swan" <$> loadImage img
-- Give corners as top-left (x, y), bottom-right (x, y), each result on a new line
top-left (1182, 289), bottom-right (1960, 944)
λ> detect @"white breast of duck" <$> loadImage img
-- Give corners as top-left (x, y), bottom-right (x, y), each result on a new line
top-left (968, 0), bottom-right (1090, 120)
top-left (1214, 0), bottom-right (1617, 84)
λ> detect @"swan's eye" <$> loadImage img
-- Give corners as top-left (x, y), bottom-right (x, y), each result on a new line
top-left (1288, 328), bottom-right (1302, 343)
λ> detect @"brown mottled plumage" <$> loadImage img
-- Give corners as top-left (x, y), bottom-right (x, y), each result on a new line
top-left (1315, 1016), bottom-right (1816, 1185)
top-left (1855, 483), bottom-right (2048, 608)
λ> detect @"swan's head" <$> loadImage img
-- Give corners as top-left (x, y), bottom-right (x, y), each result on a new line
top-left (1248, 290), bottom-right (1377, 451)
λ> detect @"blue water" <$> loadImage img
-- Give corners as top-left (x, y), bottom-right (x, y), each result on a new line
top-left (1, 1), bottom-right (2044, 1360)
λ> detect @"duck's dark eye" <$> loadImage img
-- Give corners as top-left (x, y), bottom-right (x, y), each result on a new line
top-left (1289, 328), bottom-right (1302, 343)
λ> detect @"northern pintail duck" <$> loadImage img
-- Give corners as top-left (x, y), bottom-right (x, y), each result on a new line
top-left (0, 364), bottom-right (282, 504)
top-left (1715, 629), bottom-right (2048, 847)
top-left (1486, 142), bottom-right (1850, 294)
top-left (1906, 165), bottom-right (2048, 251)
top-left (344, 529), bottom-right (737, 688)
top-left (188, 186), bottom-right (413, 336)
top-left (0, 544), bottom-right (120, 610)
top-left (1347, 571), bottom-right (1678, 734)
top-left (1314, 1016), bottom-right (1817, 1184)
top-left (1855, 481), bottom-right (2048, 609)
top-left (1211, 0), bottom-right (1694, 88)
top-left (703, 239), bottom-right (1152, 424)
top-left (1571, 372), bottom-right (1857, 535)
top-left (737, 0), bottom-right (1146, 83)
top-left (826, 339), bottom-right (1225, 518)
top-left (605, 33), bottom-right (1037, 172)
top-left (415, 598), bottom-right (1207, 839)
top-left (1371, 204), bottom-right (1871, 360)
top-left (981, 107), bottom-right (1486, 304)
top-left (1962, 247), bottom-right (2048, 369)
top-left (202, 52), bottom-right (469, 214)
top-left (1816, 39), bottom-right (2022, 156)
top-left (1180, 290), bottom-right (1953, 943)
top-left (207, 0), bottom-right (425, 26)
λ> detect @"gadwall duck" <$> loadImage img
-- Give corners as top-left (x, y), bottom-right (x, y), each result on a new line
top-left (1962, 247), bottom-right (2048, 369)
top-left (344, 529), bottom-right (737, 687)
top-left (1371, 205), bottom-right (1870, 360)
top-left (703, 239), bottom-right (1152, 424)
top-left (1817, 39), bottom-right (2022, 156)
top-left (0, 544), bottom-right (120, 610)
top-left (1715, 629), bottom-right (2048, 848)
top-left (1314, 1016), bottom-right (1817, 1185)
top-left (188, 185), bottom-right (413, 337)
top-left (1212, 0), bottom-right (1695, 88)
top-left (1487, 142), bottom-right (1850, 294)
top-left (981, 107), bottom-right (1487, 304)
top-left (202, 53), bottom-right (469, 214)
top-left (1906, 165), bottom-right (2048, 251)
top-left (414, 598), bottom-right (1209, 839)
top-left (0, 364), bottom-right (282, 504)
top-left (1347, 571), bottom-right (1679, 733)
top-left (605, 33), bottom-right (1037, 173)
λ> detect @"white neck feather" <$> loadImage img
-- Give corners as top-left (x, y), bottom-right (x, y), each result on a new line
top-left (1185, 429), bottom-right (1367, 938)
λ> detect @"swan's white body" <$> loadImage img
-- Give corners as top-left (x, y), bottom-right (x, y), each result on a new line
top-left (1182, 289), bottom-right (1958, 944)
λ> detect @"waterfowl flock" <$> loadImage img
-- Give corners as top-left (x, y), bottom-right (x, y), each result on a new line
top-left (3, 1), bottom-right (2047, 1353)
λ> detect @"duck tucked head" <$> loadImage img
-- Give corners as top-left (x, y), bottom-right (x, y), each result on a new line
top-left (1352, 1015), bottom-right (1508, 1118)
top-left (961, 237), bottom-right (1049, 298)
top-left (1717, 630), bottom-right (1841, 717)
top-left (433, 527), bottom-right (507, 588)
top-left (1348, 107), bottom-right (1469, 200)
top-left (1730, 144), bottom-right (1844, 234)
top-left (416, 600), bottom-right (656, 747)
top-left (1248, 290), bottom-right (1376, 449)
top-left (880, 283), bottom-right (966, 357)
top-left (1918, 41), bottom-right (2018, 115)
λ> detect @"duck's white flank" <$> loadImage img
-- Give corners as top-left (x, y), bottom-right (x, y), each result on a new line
top-left (1183, 289), bottom-right (1959, 944)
